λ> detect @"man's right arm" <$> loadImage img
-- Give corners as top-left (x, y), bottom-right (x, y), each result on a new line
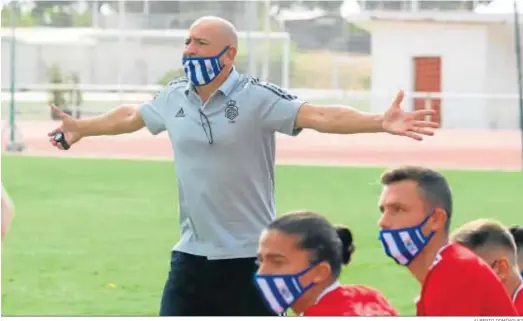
top-left (76, 105), bottom-right (145, 137)
top-left (75, 85), bottom-right (172, 137)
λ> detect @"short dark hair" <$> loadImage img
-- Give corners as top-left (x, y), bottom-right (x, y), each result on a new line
top-left (267, 211), bottom-right (354, 279)
top-left (450, 219), bottom-right (517, 259)
top-left (509, 225), bottom-right (523, 252)
top-left (381, 166), bottom-right (453, 231)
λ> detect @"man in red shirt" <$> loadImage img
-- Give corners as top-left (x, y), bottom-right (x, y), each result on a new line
top-left (451, 219), bottom-right (523, 315)
top-left (377, 166), bottom-right (518, 316)
top-left (509, 225), bottom-right (523, 277)
top-left (255, 211), bottom-right (398, 316)
top-left (512, 225), bottom-right (523, 316)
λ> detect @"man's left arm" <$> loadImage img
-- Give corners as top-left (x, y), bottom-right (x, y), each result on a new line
top-left (296, 104), bottom-right (384, 134)
top-left (258, 82), bottom-right (381, 136)
top-left (296, 90), bottom-right (438, 140)
top-left (259, 84), bottom-right (438, 140)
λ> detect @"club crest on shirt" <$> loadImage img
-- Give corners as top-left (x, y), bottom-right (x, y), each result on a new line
top-left (224, 100), bottom-right (239, 122)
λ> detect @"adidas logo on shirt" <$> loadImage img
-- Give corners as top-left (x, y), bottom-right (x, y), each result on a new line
top-left (175, 108), bottom-right (185, 117)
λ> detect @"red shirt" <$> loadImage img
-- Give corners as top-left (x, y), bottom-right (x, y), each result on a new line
top-left (513, 283), bottom-right (523, 315)
top-left (416, 243), bottom-right (519, 316)
top-left (304, 283), bottom-right (398, 316)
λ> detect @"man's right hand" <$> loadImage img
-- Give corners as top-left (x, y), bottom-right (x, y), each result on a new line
top-left (47, 105), bottom-right (83, 150)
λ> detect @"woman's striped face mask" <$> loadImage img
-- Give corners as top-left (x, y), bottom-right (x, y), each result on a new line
top-left (254, 264), bottom-right (317, 315)
top-left (182, 46), bottom-right (229, 86)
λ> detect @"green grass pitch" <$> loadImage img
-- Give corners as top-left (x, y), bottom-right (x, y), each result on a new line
top-left (1, 155), bottom-right (522, 316)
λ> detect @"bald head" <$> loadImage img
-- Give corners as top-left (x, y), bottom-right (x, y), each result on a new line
top-left (183, 16), bottom-right (239, 88)
top-left (190, 16), bottom-right (239, 49)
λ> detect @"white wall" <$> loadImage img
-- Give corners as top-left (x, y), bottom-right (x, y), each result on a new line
top-left (484, 24), bottom-right (522, 130)
top-left (369, 21), bottom-right (490, 129)
top-left (1, 40), bottom-right (39, 87)
top-left (1, 37), bottom-right (185, 87)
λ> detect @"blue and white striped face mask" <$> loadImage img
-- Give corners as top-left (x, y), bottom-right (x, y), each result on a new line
top-left (378, 214), bottom-right (435, 266)
top-left (182, 46), bottom-right (229, 86)
top-left (254, 265), bottom-right (317, 315)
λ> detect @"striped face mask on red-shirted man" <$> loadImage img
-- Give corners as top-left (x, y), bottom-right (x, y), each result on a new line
top-left (378, 214), bottom-right (435, 266)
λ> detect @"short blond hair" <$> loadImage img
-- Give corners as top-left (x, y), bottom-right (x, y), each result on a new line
top-left (451, 219), bottom-right (517, 261)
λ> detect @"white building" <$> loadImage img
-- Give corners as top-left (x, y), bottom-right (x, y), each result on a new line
top-left (346, 3), bottom-right (523, 130)
top-left (1, 28), bottom-right (290, 89)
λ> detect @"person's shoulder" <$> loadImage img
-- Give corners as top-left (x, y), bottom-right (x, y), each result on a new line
top-left (245, 77), bottom-right (298, 101)
top-left (304, 284), bottom-right (398, 316)
top-left (433, 243), bottom-right (485, 270)
top-left (339, 284), bottom-right (385, 296)
top-left (164, 76), bottom-right (189, 92)
top-left (514, 284), bottom-right (523, 311)
top-left (150, 77), bottom-right (188, 102)
top-left (304, 286), bottom-right (374, 316)
top-left (427, 244), bottom-right (492, 286)
top-left (449, 243), bottom-right (494, 273)
top-left (346, 285), bottom-right (397, 306)
top-left (335, 285), bottom-right (398, 315)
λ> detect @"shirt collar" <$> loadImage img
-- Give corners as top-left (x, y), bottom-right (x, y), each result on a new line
top-left (299, 281), bottom-right (341, 316)
top-left (185, 67), bottom-right (239, 96)
top-left (217, 67), bottom-right (239, 95)
top-left (429, 243), bottom-right (451, 270)
top-left (316, 281), bottom-right (341, 303)
top-left (513, 281), bottom-right (523, 301)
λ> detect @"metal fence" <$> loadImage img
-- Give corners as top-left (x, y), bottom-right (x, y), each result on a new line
top-left (0, 0), bottom-right (373, 91)
top-left (1, 87), bottom-right (520, 130)
top-left (2, 1), bottom-right (520, 92)
top-left (1, 1), bottom-right (522, 130)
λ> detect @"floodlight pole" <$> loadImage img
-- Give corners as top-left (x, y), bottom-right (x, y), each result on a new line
top-left (5, 0), bottom-right (26, 153)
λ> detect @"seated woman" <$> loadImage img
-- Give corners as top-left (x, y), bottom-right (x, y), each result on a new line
top-left (254, 211), bottom-right (398, 316)
top-left (509, 225), bottom-right (523, 276)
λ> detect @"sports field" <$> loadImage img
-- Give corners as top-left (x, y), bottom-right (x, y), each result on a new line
top-left (1, 155), bottom-right (522, 316)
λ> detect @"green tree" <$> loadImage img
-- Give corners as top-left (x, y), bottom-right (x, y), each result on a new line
top-left (71, 10), bottom-right (92, 27)
top-left (66, 72), bottom-right (84, 107)
top-left (48, 65), bottom-right (84, 119)
top-left (28, 0), bottom-right (97, 27)
top-left (48, 64), bottom-right (67, 109)
top-left (1, 6), bottom-right (37, 27)
top-left (30, 1), bottom-right (73, 25)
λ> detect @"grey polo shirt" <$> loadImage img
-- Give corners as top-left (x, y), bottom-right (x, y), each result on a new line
top-left (139, 69), bottom-right (304, 259)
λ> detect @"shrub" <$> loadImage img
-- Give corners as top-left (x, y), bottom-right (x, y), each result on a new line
top-left (48, 64), bottom-right (83, 120)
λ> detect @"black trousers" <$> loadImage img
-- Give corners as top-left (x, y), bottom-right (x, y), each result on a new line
top-left (159, 251), bottom-right (277, 316)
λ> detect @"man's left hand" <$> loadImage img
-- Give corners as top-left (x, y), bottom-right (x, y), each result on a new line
top-left (382, 90), bottom-right (439, 141)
